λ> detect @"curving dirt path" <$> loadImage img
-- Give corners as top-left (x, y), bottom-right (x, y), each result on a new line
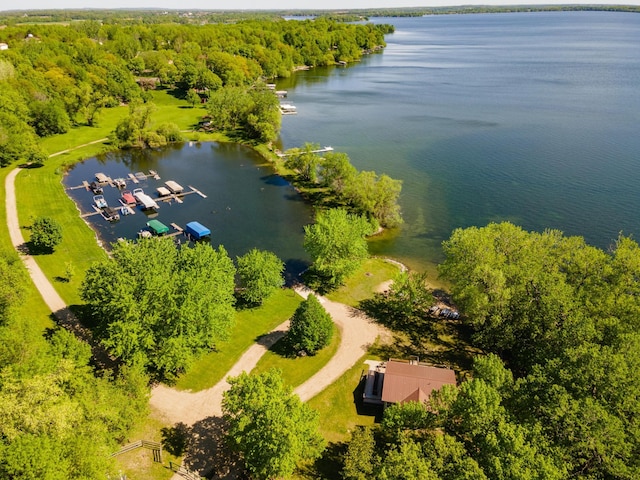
top-left (6, 159), bottom-right (392, 478)
top-left (150, 285), bottom-right (389, 425)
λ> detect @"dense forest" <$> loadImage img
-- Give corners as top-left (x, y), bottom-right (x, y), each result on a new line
top-left (349, 223), bottom-right (640, 479)
top-left (2, 8), bottom-right (640, 480)
top-left (0, 16), bottom-right (389, 164)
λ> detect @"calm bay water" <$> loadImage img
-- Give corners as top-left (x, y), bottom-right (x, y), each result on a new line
top-left (67, 12), bottom-right (640, 275)
top-left (278, 12), bottom-right (640, 271)
top-left (64, 143), bottom-right (314, 278)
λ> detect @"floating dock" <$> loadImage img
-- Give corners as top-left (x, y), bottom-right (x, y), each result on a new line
top-left (276, 146), bottom-right (334, 158)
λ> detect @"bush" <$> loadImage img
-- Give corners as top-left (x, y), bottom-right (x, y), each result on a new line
top-left (30, 216), bottom-right (62, 253)
top-left (287, 294), bottom-right (334, 355)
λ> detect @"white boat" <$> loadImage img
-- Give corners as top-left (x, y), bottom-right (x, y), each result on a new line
top-left (133, 188), bottom-right (159, 210)
top-left (164, 180), bottom-right (184, 194)
top-left (95, 173), bottom-right (109, 183)
top-left (93, 195), bottom-right (107, 209)
top-left (280, 103), bottom-right (297, 114)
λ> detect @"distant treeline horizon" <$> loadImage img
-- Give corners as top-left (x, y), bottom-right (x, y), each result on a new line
top-left (1, 4), bottom-right (639, 25)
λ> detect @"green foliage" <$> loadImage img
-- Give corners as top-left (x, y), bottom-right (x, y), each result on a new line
top-left (222, 368), bottom-right (325, 479)
top-left (206, 84), bottom-right (281, 143)
top-left (0, 251), bottom-right (27, 326)
top-left (381, 401), bottom-right (431, 441)
top-left (287, 294), bottom-right (334, 355)
top-left (236, 248), bottom-right (285, 306)
top-left (343, 426), bottom-right (376, 480)
top-left (304, 208), bottom-right (375, 289)
top-left (30, 216), bottom-right (63, 253)
top-left (185, 88), bottom-right (200, 107)
top-left (80, 238), bottom-right (236, 379)
top-left (283, 147), bottom-right (403, 227)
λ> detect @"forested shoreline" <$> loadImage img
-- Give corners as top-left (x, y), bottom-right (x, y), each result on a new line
top-left (2, 9), bottom-right (640, 480)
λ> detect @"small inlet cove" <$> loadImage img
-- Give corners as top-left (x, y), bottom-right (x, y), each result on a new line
top-left (64, 142), bottom-right (314, 279)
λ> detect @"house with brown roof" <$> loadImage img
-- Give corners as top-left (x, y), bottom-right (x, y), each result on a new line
top-left (363, 357), bottom-right (456, 407)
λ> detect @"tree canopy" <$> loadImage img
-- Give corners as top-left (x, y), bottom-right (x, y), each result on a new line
top-left (303, 208), bottom-right (376, 289)
top-left (222, 368), bottom-right (325, 479)
top-left (29, 216), bottom-right (63, 253)
top-left (287, 293), bottom-right (334, 355)
top-left (342, 223), bottom-right (640, 479)
top-left (236, 248), bottom-right (285, 306)
top-left (80, 238), bottom-right (236, 379)
top-left (0, 249), bottom-right (148, 479)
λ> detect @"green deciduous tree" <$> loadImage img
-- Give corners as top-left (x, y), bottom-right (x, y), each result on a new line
top-left (287, 294), bottom-right (334, 355)
top-left (343, 426), bottom-right (376, 480)
top-left (223, 369), bottom-right (325, 479)
top-left (236, 248), bottom-right (285, 306)
top-left (80, 238), bottom-right (235, 379)
top-left (30, 216), bottom-right (63, 253)
top-left (304, 208), bottom-right (375, 289)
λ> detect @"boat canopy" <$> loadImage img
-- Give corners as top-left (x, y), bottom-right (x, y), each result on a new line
top-left (185, 221), bottom-right (211, 240)
top-left (147, 219), bottom-right (169, 235)
top-left (165, 180), bottom-right (184, 194)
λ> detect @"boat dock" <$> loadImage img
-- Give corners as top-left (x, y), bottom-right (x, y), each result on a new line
top-left (276, 146), bottom-right (334, 158)
top-left (69, 171), bottom-right (162, 190)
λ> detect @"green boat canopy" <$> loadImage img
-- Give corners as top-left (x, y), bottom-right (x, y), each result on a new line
top-left (147, 219), bottom-right (169, 235)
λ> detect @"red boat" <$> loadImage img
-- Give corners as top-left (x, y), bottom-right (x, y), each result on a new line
top-left (121, 190), bottom-right (136, 205)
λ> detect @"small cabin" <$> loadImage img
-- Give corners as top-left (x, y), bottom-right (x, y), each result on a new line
top-left (185, 221), bottom-right (211, 240)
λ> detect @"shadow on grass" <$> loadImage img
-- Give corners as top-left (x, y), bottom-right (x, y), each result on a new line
top-left (182, 416), bottom-right (244, 479)
top-left (359, 293), bottom-right (478, 373)
top-left (297, 442), bottom-right (347, 479)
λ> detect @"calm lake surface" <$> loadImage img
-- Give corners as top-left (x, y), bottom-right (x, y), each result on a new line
top-left (67, 12), bottom-right (640, 274)
top-left (279, 11), bottom-right (640, 271)
top-left (64, 143), bottom-right (314, 278)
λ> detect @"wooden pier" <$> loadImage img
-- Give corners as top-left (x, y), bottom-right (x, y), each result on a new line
top-left (276, 146), bottom-right (334, 158)
top-left (187, 186), bottom-right (207, 198)
top-left (128, 173), bottom-right (139, 184)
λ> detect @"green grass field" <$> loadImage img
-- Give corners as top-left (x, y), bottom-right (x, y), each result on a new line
top-left (174, 288), bottom-right (302, 392)
top-left (326, 257), bottom-right (401, 307)
top-left (251, 326), bottom-right (341, 388)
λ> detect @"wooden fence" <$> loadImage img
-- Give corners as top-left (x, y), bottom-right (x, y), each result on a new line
top-left (110, 439), bottom-right (162, 463)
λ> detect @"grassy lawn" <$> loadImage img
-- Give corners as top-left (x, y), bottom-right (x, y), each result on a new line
top-left (114, 407), bottom-right (182, 480)
top-left (326, 257), bottom-right (401, 307)
top-left (15, 158), bottom-right (109, 306)
top-left (0, 167), bottom-right (56, 331)
top-left (174, 288), bottom-right (302, 392)
top-left (251, 326), bottom-right (341, 388)
top-left (308, 353), bottom-right (382, 444)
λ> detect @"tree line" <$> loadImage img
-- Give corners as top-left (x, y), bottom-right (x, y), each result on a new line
top-left (341, 222), bottom-right (640, 480)
top-left (0, 16), bottom-right (391, 164)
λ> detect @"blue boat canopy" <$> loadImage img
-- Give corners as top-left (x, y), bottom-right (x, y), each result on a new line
top-left (185, 221), bottom-right (211, 240)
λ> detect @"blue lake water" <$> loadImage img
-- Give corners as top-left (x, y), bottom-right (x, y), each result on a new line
top-left (67, 12), bottom-right (640, 274)
top-left (64, 143), bottom-right (314, 278)
top-left (278, 11), bottom-right (640, 270)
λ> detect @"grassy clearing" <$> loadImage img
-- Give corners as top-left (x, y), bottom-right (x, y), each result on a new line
top-left (0, 167), bottom-right (56, 331)
top-left (174, 288), bottom-right (302, 392)
top-left (114, 407), bottom-right (182, 480)
top-left (308, 353), bottom-right (382, 444)
top-left (326, 257), bottom-right (401, 307)
top-left (251, 327), bottom-right (341, 388)
top-left (15, 158), bottom-right (108, 306)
